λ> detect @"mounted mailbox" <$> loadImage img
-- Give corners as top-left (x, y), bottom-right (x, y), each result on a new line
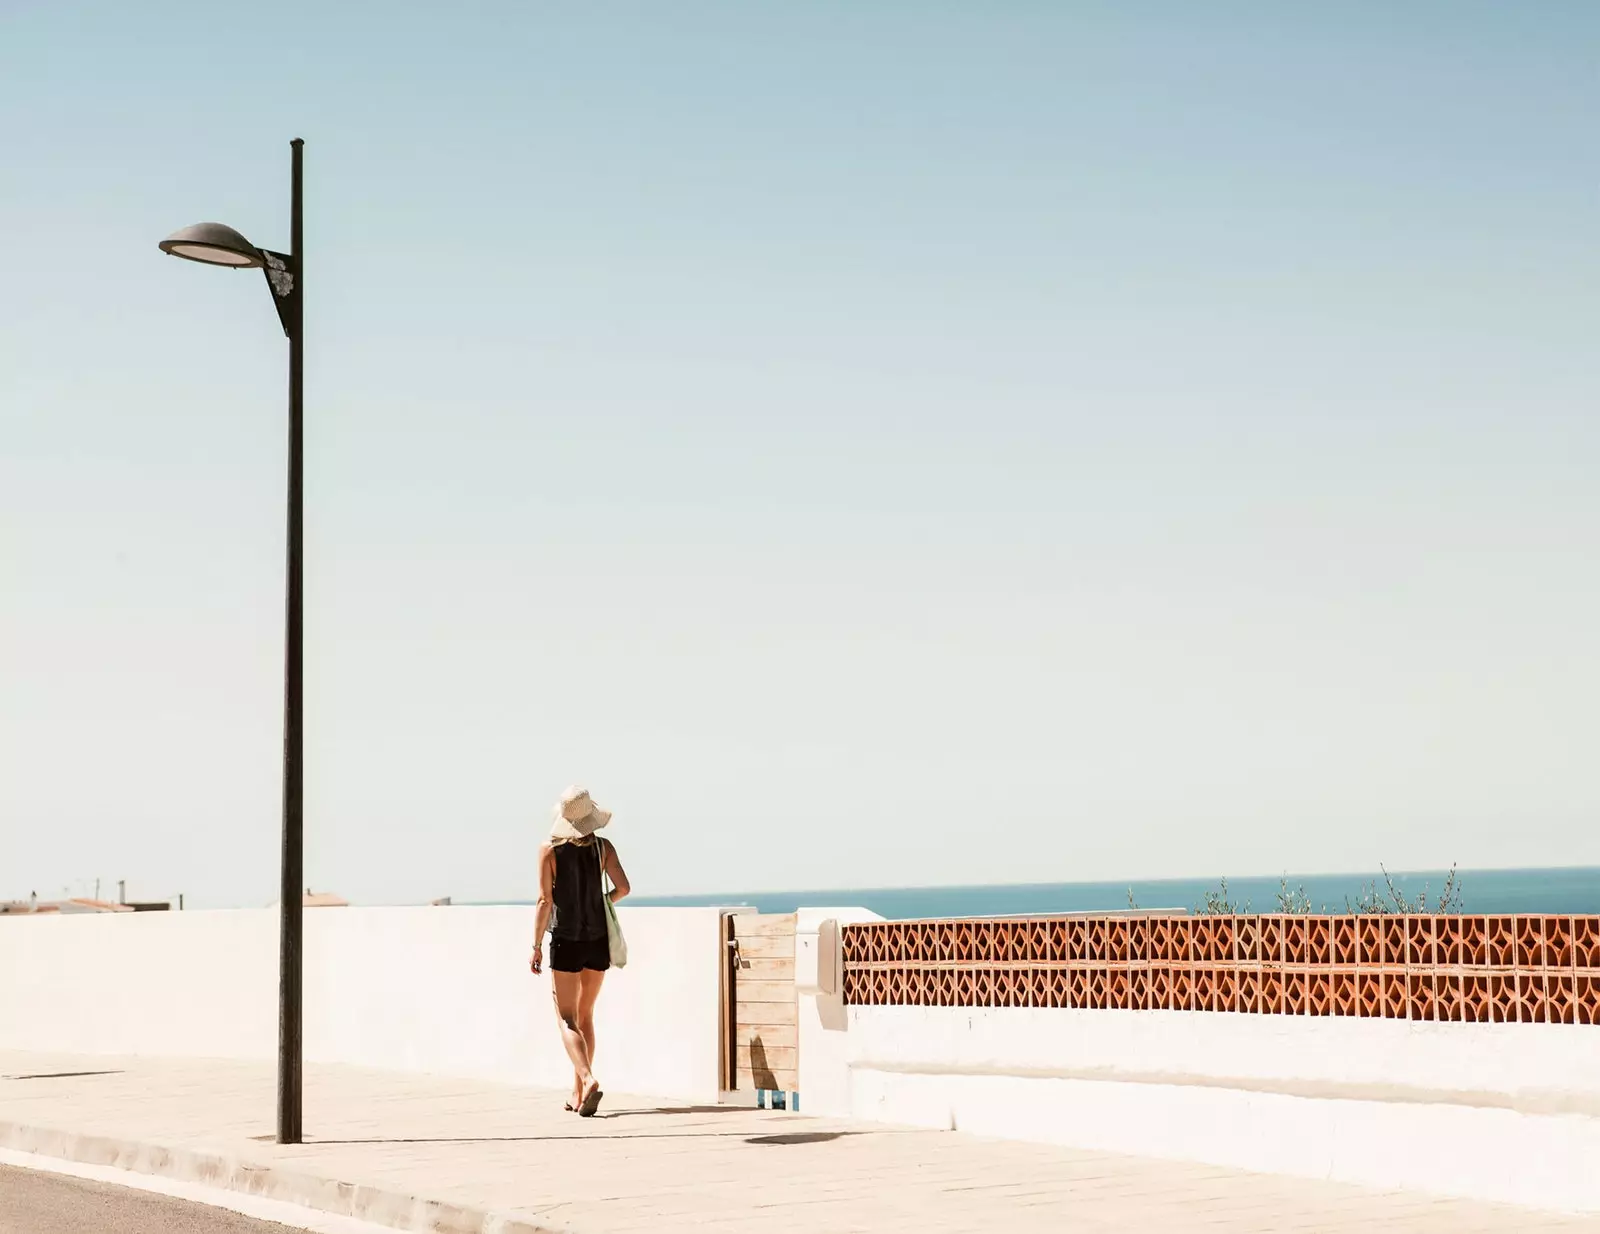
top-left (795, 917), bottom-right (838, 995)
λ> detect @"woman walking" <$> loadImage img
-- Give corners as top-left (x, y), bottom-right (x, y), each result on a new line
top-left (530, 786), bottom-right (631, 1117)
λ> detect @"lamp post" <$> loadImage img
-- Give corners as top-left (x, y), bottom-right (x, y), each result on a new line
top-left (159, 138), bottom-right (305, 1145)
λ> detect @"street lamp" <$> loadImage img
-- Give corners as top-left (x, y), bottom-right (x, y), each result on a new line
top-left (159, 138), bottom-right (306, 1146)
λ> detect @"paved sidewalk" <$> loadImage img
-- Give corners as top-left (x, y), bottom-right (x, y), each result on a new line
top-left (2, 1052), bottom-right (1596, 1234)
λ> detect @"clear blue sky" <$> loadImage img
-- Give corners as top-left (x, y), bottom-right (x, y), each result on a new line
top-left (2, 2), bottom-right (1596, 907)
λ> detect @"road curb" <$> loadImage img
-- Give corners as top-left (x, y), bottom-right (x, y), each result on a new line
top-left (0, 1119), bottom-right (577, 1234)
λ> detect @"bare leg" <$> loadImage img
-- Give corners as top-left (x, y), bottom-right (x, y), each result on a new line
top-left (551, 971), bottom-right (595, 1109)
top-left (578, 968), bottom-right (606, 1079)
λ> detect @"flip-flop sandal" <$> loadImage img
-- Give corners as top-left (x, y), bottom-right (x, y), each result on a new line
top-left (578, 1086), bottom-right (604, 1118)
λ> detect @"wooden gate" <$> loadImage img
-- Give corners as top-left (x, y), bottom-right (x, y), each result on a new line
top-left (720, 911), bottom-right (798, 1104)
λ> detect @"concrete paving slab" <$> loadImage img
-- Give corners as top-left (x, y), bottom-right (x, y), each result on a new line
top-left (1, 1052), bottom-right (1595, 1234)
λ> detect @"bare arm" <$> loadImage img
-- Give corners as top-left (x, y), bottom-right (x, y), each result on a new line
top-left (603, 840), bottom-right (631, 904)
top-left (530, 843), bottom-right (555, 972)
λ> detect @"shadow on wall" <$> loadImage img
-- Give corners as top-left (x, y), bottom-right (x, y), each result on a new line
top-left (816, 986), bottom-right (847, 1032)
top-left (748, 1037), bottom-right (780, 1092)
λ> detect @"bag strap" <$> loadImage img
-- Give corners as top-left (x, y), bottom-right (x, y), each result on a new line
top-left (595, 837), bottom-right (611, 893)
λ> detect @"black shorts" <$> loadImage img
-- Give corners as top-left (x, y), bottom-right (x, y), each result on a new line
top-left (550, 936), bottom-right (611, 974)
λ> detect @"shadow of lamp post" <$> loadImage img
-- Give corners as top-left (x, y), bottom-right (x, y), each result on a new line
top-left (158, 138), bottom-right (306, 1146)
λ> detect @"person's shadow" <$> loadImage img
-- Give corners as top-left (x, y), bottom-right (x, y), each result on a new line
top-left (747, 1037), bottom-right (781, 1093)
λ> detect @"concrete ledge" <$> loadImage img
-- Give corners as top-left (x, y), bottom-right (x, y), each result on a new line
top-left (0, 1120), bottom-right (576, 1234)
top-left (848, 1068), bottom-right (1600, 1214)
top-left (844, 1007), bottom-right (1600, 1103)
top-left (851, 1057), bottom-right (1600, 1118)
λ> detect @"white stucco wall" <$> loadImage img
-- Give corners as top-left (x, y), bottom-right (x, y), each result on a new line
top-left (794, 907), bottom-right (884, 1120)
top-left (0, 906), bottom-right (724, 1102)
top-left (836, 1003), bottom-right (1600, 1212)
top-left (845, 1005), bottom-right (1600, 1111)
top-left (0, 909), bottom-right (279, 1060)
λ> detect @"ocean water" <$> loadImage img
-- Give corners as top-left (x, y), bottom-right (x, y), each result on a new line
top-left (622, 866), bottom-right (1600, 919)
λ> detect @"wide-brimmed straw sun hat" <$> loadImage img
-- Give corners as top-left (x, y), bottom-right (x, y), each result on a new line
top-left (550, 785), bottom-right (612, 843)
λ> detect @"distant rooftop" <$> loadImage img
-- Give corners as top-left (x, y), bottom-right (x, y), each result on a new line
top-left (2, 898), bottom-right (135, 915)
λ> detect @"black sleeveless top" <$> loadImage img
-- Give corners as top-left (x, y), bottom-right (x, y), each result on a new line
top-left (551, 839), bottom-right (608, 942)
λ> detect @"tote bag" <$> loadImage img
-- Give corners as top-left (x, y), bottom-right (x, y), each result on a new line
top-left (598, 840), bottom-right (628, 968)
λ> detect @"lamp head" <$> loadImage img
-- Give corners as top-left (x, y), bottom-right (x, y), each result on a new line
top-left (158, 222), bottom-right (262, 268)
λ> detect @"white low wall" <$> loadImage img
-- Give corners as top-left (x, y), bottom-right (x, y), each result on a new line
top-left (844, 1005), bottom-right (1600, 1113)
top-left (794, 915), bottom-right (1600, 1214)
top-left (12, 905), bottom-right (1600, 1211)
top-left (0, 906), bottom-right (724, 1102)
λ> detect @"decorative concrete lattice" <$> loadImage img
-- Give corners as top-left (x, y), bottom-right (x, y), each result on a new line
top-left (840, 915), bottom-right (1600, 1023)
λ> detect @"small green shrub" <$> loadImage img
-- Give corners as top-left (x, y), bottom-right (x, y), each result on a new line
top-left (1197, 877), bottom-right (1251, 915)
top-left (1276, 876), bottom-right (1314, 914)
top-left (1192, 865), bottom-right (1464, 916)
top-left (1346, 863), bottom-right (1463, 915)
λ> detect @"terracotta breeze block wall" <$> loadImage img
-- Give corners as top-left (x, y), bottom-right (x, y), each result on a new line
top-left (841, 915), bottom-right (1600, 1024)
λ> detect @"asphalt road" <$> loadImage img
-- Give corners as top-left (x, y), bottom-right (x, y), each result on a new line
top-left (0, 1165), bottom-right (318, 1234)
